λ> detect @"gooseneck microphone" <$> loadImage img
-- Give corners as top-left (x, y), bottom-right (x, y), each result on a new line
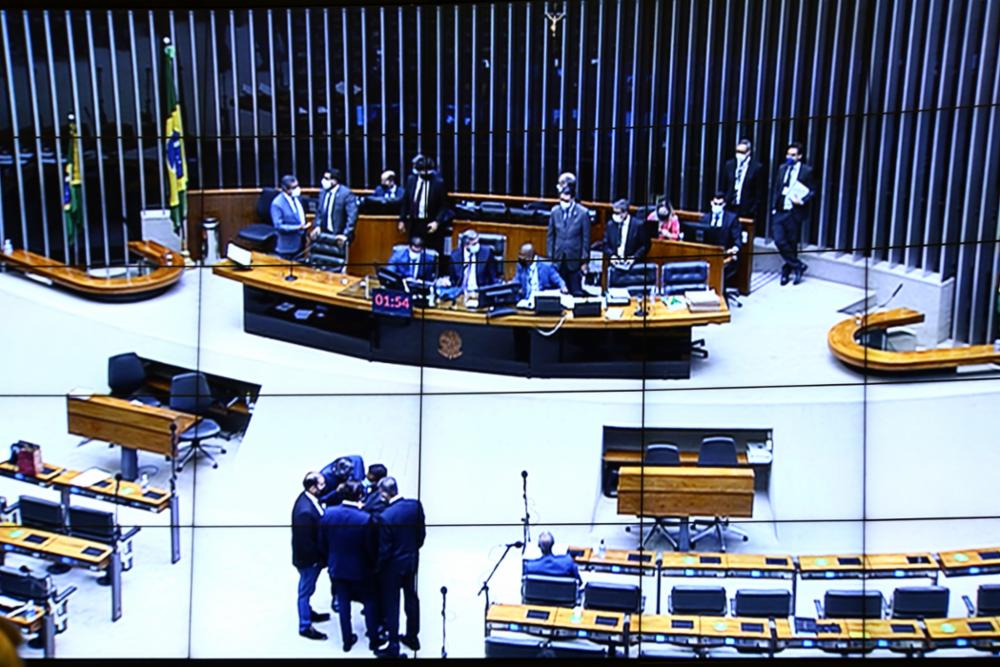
top-left (521, 470), bottom-right (531, 554)
top-left (440, 586), bottom-right (448, 658)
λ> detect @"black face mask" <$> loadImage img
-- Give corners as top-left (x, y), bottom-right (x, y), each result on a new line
top-left (518, 258), bottom-right (531, 268)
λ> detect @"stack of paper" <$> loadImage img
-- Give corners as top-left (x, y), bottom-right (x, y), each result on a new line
top-left (70, 467), bottom-right (113, 488)
top-left (605, 288), bottom-right (631, 306)
top-left (685, 289), bottom-right (722, 312)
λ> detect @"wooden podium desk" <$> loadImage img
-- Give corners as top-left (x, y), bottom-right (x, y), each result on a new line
top-left (213, 253), bottom-right (729, 380)
top-left (0, 523), bottom-right (125, 622)
top-left (797, 552), bottom-right (940, 582)
top-left (616, 465), bottom-right (754, 550)
top-left (924, 617), bottom-right (1000, 652)
top-left (484, 603), bottom-right (558, 637)
top-left (937, 545), bottom-right (1000, 577)
top-left (777, 617), bottom-right (926, 654)
top-left (66, 394), bottom-right (197, 480)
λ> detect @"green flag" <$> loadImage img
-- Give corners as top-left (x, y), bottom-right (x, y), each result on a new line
top-left (164, 39), bottom-right (187, 235)
top-left (62, 116), bottom-right (83, 246)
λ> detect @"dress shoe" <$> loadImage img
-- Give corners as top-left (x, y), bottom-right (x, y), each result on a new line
top-left (299, 626), bottom-right (327, 641)
top-left (780, 266), bottom-right (792, 285)
top-left (793, 263), bottom-right (807, 285)
top-left (401, 635), bottom-right (421, 651)
top-left (310, 611), bottom-right (331, 623)
top-left (343, 633), bottom-right (358, 653)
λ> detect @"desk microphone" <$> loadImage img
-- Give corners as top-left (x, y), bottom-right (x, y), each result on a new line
top-left (520, 471), bottom-right (530, 554)
top-left (505, 541), bottom-right (524, 549)
top-left (440, 586), bottom-right (448, 658)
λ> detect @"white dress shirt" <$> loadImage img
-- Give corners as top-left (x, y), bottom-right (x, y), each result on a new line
top-left (616, 216), bottom-right (632, 258)
top-left (414, 177), bottom-right (430, 219)
top-left (305, 490), bottom-right (324, 516)
top-left (408, 249), bottom-right (422, 278)
top-left (782, 162), bottom-right (801, 211)
top-left (733, 156), bottom-right (749, 204)
top-left (463, 248), bottom-right (479, 292)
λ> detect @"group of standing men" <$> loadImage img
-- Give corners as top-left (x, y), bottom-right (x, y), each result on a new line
top-left (291, 463), bottom-right (426, 657)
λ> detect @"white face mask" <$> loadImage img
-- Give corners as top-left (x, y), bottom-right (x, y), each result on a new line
top-left (321, 178), bottom-right (333, 190)
top-left (612, 213), bottom-right (626, 223)
top-left (467, 243), bottom-right (480, 254)
top-left (736, 152), bottom-right (749, 163)
top-left (290, 186), bottom-right (302, 198)
top-left (711, 203), bottom-right (724, 214)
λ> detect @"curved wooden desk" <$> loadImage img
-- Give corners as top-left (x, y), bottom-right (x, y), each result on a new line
top-left (828, 307), bottom-right (1000, 372)
top-left (0, 241), bottom-right (184, 301)
top-left (213, 252), bottom-right (729, 379)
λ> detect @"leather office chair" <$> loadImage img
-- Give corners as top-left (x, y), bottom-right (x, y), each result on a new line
top-left (669, 585), bottom-right (728, 616)
top-left (733, 589), bottom-right (793, 618)
top-left (478, 200), bottom-right (508, 220)
top-left (623, 444), bottom-right (683, 549)
top-left (583, 581), bottom-right (643, 613)
top-left (235, 188), bottom-right (280, 252)
top-left (15, 496), bottom-right (71, 574)
top-left (891, 586), bottom-right (950, 619)
top-left (608, 262), bottom-right (658, 296)
top-left (660, 260), bottom-right (709, 296)
top-left (521, 574), bottom-right (579, 608)
top-left (107, 353), bottom-right (160, 406)
top-left (309, 231), bottom-right (349, 272)
top-left (816, 589), bottom-right (886, 619)
top-left (169, 372), bottom-right (226, 472)
top-left (477, 233), bottom-right (508, 268)
top-left (963, 584), bottom-right (1000, 616)
top-left (690, 436), bottom-right (750, 551)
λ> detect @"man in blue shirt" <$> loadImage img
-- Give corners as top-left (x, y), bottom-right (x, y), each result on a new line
top-left (513, 242), bottom-right (567, 302)
top-left (522, 531), bottom-right (581, 582)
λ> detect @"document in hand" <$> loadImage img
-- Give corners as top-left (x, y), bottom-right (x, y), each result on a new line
top-left (788, 181), bottom-right (810, 201)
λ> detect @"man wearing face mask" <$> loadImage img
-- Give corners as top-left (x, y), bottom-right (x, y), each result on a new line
top-left (720, 138), bottom-right (764, 220)
top-left (701, 191), bottom-right (743, 283)
top-left (399, 155), bottom-right (453, 256)
top-left (270, 174), bottom-right (310, 259)
top-left (311, 168), bottom-right (358, 247)
top-left (444, 229), bottom-right (500, 293)
top-left (514, 242), bottom-right (567, 302)
top-left (387, 235), bottom-right (438, 282)
top-left (372, 170), bottom-right (405, 207)
top-left (547, 172), bottom-right (591, 296)
top-left (603, 198), bottom-right (649, 271)
top-left (769, 141), bottom-right (817, 285)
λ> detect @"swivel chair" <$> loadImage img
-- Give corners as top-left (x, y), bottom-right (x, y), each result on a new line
top-left (608, 262), bottom-right (658, 297)
top-left (660, 260), bottom-right (711, 358)
top-left (583, 581), bottom-right (643, 613)
top-left (0, 564), bottom-right (76, 650)
top-left (169, 372), bottom-right (225, 472)
top-left (234, 187), bottom-right (280, 251)
top-left (107, 352), bottom-right (160, 406)
top-left (477, 233), bottom-right (508, 268)
top-left (963, 584), bottom-right (1000, 617)
top-left (669, 585), bottom-right (728, 616)
top-left (521, 574), bottom-right (579, 608)
top-left (733, 589), bottom-right (793, 618)
top-left (891, 586), bottom-right (950, 619)
top-left (15, 496), bottom-right (70, 575)
top-left (623, 444), bottom-right (683, 549)
top-left (66, 506), bottom-right (141, 586)
top-left (690, 436), bottom-right (750, 551)
top-left (816, 589), bottom-right (886, 619)
top-left (309, 231), bottom-right (349, 272)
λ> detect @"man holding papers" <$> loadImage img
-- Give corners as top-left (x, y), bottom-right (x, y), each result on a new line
top-left (770, 142), bottom-right (817, 285)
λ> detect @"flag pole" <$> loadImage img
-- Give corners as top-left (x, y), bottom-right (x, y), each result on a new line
top-left (164, 36), bottom-right (193, 265)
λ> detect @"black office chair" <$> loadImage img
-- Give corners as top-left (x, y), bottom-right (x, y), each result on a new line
top-left (733, 589), bottom-right (793, 618)
top-left (891, 586), bottom-right (950, 619)
top-left (107, 353), bottom-right (160, 406)
top-left (623, 444), bottom-right (683, 549)
top-left (583, 581), bottom-right (643, 613)
top-left (169, 372), bottom-right (225, 471)
top-left (484, 636), bottom-right (607, 659)
top-left (478, 232), bottom-right (508, 268)
top-left (15, 496), bottom-right (71, 575)
top-left (0, 564), bottom-right (76, 645)
top-left (608, 262), bottom-right (658, 296)
top-left (235, 187), bottom-right (280, 251)
top-left (690, 437), bottom-right (750, 551)
top-left (66, 506), bottom-right (141, 585)
top-left (669, 585), bottom-right (728, 616)
top-left (963, 584), bottom-right (1000, 617)
top-left (723, 252), bottom-right (743, 308)
top-left (520, 574), bottom-right (579, 608)
top-left (660, 260), bottom-right (709, 296)
top-left (309, 231), bottom-right (349, 272)
top-left (816, 589), bottom-right (886, 619)
top-left (478, 200), bottom-right (509, 221)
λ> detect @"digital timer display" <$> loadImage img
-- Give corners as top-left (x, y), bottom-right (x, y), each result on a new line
top-left (371, 288), bottom-right (412, 317)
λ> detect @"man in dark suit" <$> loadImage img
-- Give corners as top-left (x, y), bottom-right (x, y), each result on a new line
top-left (270, 174), bottom-right (309, 259)
top-left (720, 138), bottom-right (765, 220)
top-left (372, 170), bottom-right (405, 206)
top-left (362, 464), bottom-right (388, 514)
top-left (292, 472), bottom-right (331, 640)
top-left (320, 481), bottom-right (380, 653)
top-left (387, 236), bottom-right (438, 282)
top-left (547, 172), bottom-right (592, 295)
top-left (769, 141), bottom-right (817, 285)
top-left (701, 191), bottom-right (743, 284)
top-left (522, 532), bottom-right (581, 582)
top-left (603, 198), bottom-right (649, 263)
top-left (446, 229), bottom-right (500, 293)
top-left (310, 168), bottom-right (358, 246)
top-left (399, 155), bottom-right (453, 255)
top-left (514, 242), bottom-right (567, 301)
top-left (374, 477), bottom-right (426, 657)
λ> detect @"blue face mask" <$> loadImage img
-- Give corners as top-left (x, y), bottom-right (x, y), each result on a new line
top-left (785, 155), bottom-right (797, 165)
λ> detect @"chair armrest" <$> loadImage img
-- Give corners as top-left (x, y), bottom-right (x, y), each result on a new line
top-left (53, 585), bottom-right (77, 604)
top-left (814, 599), bottom-right (824, 618)
top-left (729, 597), bottom-right (736, 616)
top-left (120, 526), bottom-right (142, 541)
top-left (963, 595), bottom-right (975, 616)
top-left (0, 500), bottom-right (17, 521)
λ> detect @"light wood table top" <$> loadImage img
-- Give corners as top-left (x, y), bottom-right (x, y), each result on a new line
top-left (0, 523), bottom-right (111, 568)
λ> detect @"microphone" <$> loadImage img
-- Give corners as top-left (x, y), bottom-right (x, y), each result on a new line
top-left (521, 470), bottom-right (528, 479)
top-left (441, 585), bottom-right (448, 595)
top-left (506, 541), bottom-right (524, 549)
top-left (440, 586), bottom-right (448, 658)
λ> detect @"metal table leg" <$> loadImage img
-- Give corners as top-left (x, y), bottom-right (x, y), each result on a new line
top-left (169, 492), bottom-right (181, 564)
top-left (678, 518), bottom-right (692, 552)
top-left (120, 448), bottom-right (138, 481)
top-left (42, 612), bottom-right (55, 657)
top-left (110, 550), bottom-right (123, 622)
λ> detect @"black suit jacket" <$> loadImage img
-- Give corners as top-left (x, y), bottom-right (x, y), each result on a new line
top-left (291, 492), bottom-right (324, 569)
top-left (320, 503), bottom-right (376, 581)
top-left (362, 487), bottom-right (388, 514)
top-left (769, 162), bottom-right (817, 215)
top-left (700, 210), bottom-right (742, 251)
top-left (721, 157), bottom-right (765, 219)
top-left (603, 215), bottom-right (649, 260)
top-left (400, 173), bottom-right (454, 232)
top-left (376, 497), bottom-right (426, 575)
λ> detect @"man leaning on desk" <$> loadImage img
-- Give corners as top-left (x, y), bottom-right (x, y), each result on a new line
top-left (514, 242), bottom-right (567, 302)
top-left (522, 531), bottom-right (581, 582)
top-left (387, 236), bottom-right (438, 282)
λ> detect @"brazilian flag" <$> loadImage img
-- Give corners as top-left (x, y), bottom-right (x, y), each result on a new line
top-left (63, 115), bottom-right (83, 246)
top-left (164, 39), bottom-right (187, 234)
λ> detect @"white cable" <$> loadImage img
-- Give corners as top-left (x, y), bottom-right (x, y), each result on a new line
top-left (535, 315), bottom-right (568, 337)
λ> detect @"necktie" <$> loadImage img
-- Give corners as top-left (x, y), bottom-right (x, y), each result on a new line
top-left (713, 212), bottom-right (721, 227)
top-left (410, 253), bottom-right (419, 279)
top-left (323, 191), bottom-right (333, 232)
top-left (529, 263), bottom-right (539, 298)
top-left (734, 160), bottom-right (746, 204)
top-left (617, 218), bottom-right (629, 257)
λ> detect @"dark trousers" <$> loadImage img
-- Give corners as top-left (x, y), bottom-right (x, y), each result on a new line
top-left (378, 566), bottom-right (420, 653)
top-left (555, 258), bottom-right (584, 296)
top-left (406, 219), bottom-right (447, 257)
top-left (296, 564), bottom-right (323, 632)
top-left (771, 208), bottom-right (806, 271)
top-left (333, 578), bottom-right (379, 645)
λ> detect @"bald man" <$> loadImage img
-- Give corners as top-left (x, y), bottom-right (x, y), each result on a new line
top-left (546, 172), bottom-right (591, 295)
top-left (521, 531), bottom-right (581, 582)
top-left (372, 170), bottom-right (405, 206)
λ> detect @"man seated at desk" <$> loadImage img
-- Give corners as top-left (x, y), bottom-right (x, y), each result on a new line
top-left (701, 191), bottom-right (743, 283)
top-left (387, 236), bottom-right (438, 282)
top-left (371, 170), bottom-right (405, 206)
top-left (522, 531), bottom-right (581, 583)
top-left (442, 229), bottom-right (500, 294)
top-left (514, 242), bottom-right (567, 302)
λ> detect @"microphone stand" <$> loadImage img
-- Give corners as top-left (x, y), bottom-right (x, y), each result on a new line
top-left (477, 542), bottom-right (520, 618)
top-left (440, 586), bottom-right (448, 658)
top-left (521, 471), bottom-right (531, 555)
